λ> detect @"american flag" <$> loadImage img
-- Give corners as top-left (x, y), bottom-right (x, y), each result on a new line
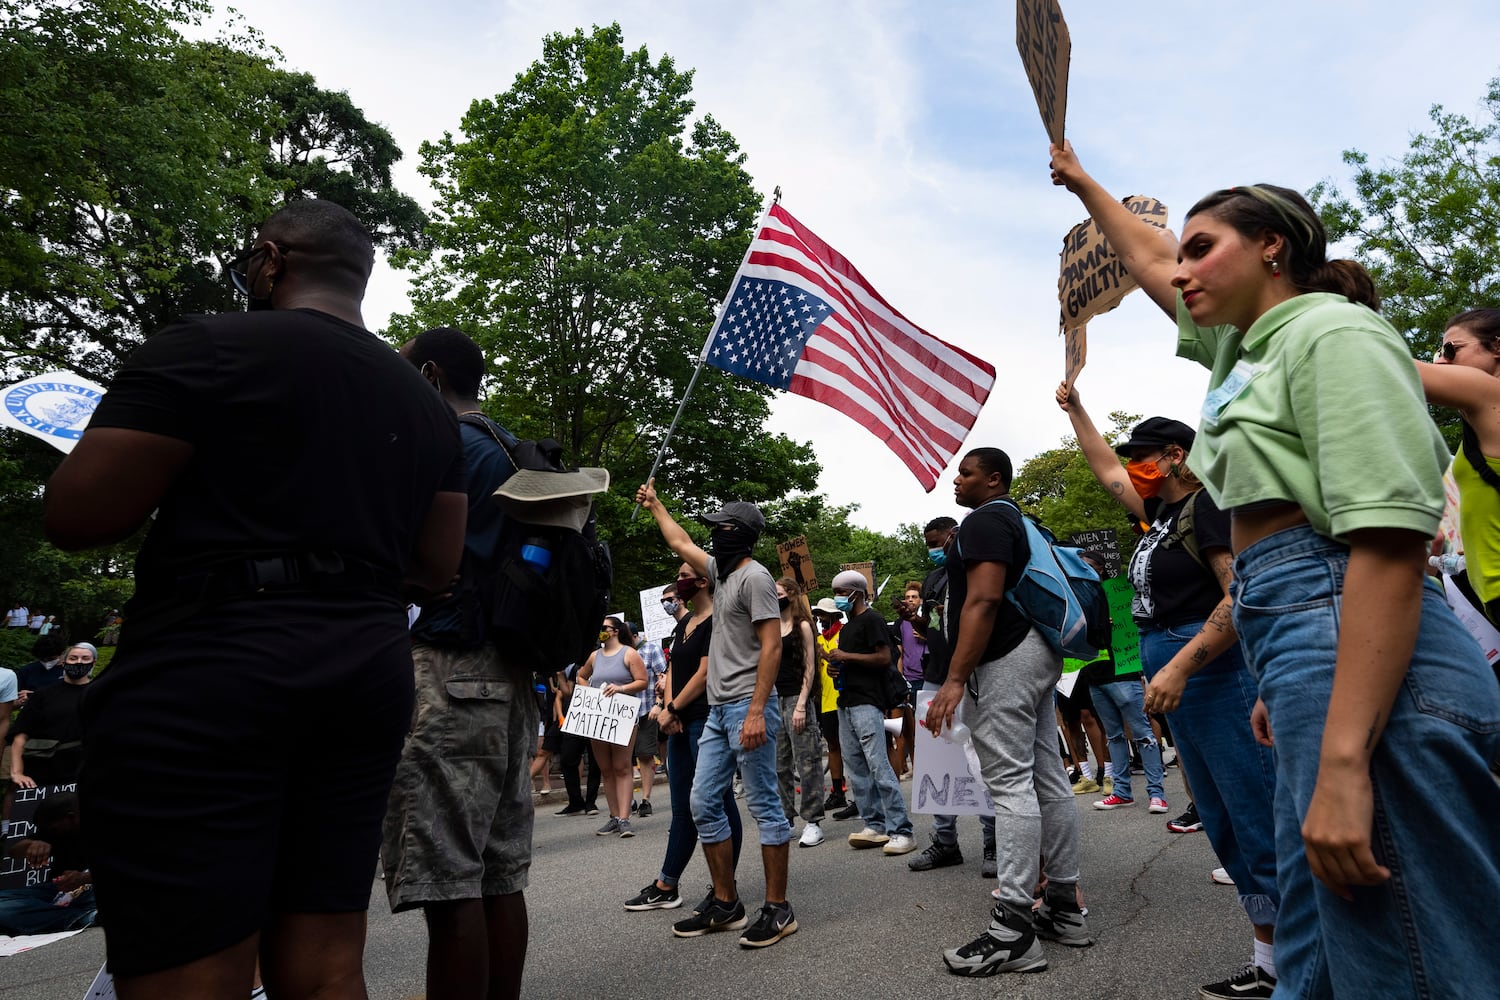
top-left (704, 204), bottom-right (996, 491)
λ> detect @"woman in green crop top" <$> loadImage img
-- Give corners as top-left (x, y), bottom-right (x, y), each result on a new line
top-left (1049, 141), bottom-right (1500, 1000)
top-left (1415, 308), bottom-right (1500, 623)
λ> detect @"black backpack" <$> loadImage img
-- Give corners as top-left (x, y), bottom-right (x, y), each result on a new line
top-left (459, 415), bottom-right (613, 672)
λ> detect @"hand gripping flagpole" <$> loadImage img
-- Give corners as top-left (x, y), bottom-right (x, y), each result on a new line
top-left (630, 187), bottom-right (781, 521)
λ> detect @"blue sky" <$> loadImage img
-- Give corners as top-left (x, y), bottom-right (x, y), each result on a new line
top-left (211, 1), bottom-right (1500, 534)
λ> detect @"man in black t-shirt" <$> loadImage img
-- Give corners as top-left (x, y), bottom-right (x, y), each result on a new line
top-left (44, 199), bottom-right (467, 997)
top-left (925, 448), bottom-right (1091, 978)
top-left (827, 570), bottom-right (916, 855)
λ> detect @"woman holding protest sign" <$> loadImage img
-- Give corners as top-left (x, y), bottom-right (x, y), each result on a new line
top-left (577, 617), bottom-right (649, 838)
top-left (1049, 141), bottom-right (1500, 1000)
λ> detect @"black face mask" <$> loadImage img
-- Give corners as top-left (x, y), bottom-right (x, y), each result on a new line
top-left (778, 596), bottom-right (791, 611)
top-left (63, 661), bottom-right (93, 679)
top-left (709, 525), bottom-right (756, 580)
top-left (675, 578), bottom-right (702, 601)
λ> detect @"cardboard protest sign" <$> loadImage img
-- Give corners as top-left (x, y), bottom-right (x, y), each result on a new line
top-left (1016, 0), bottom-right (1071, 146)
top-left (1064, 324), bottom-right (1086, 385)
top-left (638, 584), bottom-right (677, 643)
top-left (1102, 576), bottom-right (1142, 677)
top-left (560, 685), bottom-right (639, 746)
top-left (777, 536), bottom-right (818, 592)
top-left (0, 372), bottom-right (107, 454)
top-left (1058, 195), bottom-right (1170, 331)
top-left (839, 561), bottom-right (876, 599)
top-left (911, 691), bottom-right (994, 816)
top-left (1067, 528), bottom-right (1119, 578)
top-left (1056, 657), bottom-right (1085, 698)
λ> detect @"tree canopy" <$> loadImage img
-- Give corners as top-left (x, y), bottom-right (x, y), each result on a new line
top-left (391, 23), bottom-right (821, 598)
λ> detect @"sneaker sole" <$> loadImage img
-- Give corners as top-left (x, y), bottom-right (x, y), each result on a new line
top-left (883, 842), bottom-right (918, 856)
top-left (908, 857), bottom-right (963, 871)
top-left (942, 950), bottom-right (1048, 977)
top-left (848, 839), bottom-right (888, 849)
top-left (624, 897), bottom-right (683, 911)
top-left (798, 838), bottom-right (824, 848)
top-left (738, 918), bottom-right (798, 948)
top-left (672, 915), bottom-right (749, 938)
top-left (1092, 799), bottom-right (1135, 810)
top-left (1168, 824), bottom-right (1204, 833)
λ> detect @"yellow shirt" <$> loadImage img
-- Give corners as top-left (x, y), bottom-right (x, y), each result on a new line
top-left (816, 628), bottom-right (840, 712)
top-left (1454, 451), bottom-right (1500, 605)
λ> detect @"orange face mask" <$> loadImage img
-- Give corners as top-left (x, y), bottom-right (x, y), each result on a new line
top-left (1126, 458), bottom-right (1168, 498)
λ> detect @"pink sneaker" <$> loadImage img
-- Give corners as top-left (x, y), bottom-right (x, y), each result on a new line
top-left (1148, 797), bottom-right (1170, 814)
top-left (1092, 794), bottom-right (1135, 810)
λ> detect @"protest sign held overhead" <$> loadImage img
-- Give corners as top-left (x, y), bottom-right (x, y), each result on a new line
top-left (1016, 0), bottom-right (1071, 146)
top-left (638, 584), bottom-right (677, 643)
top-left (1058, 195), bottom-right (1170, 331)
top-left (1064, 324), bottom-right (1087, 386)
top-left (0, 371), bottom-right (107, 454)
top-left (702, 202), bottom-right (995, 492)
top-left (1067, 528), bottom-right (1119, 578)
top-left (839, 560), bottom-right (876, 599)
top-left (777, 536), bottom-right (817, 593)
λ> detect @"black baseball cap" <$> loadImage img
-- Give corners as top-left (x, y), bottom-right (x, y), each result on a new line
top-left (696, 500), bottom-right (766, 534)
top-left (1113, 416), bottom-right (1197, 456)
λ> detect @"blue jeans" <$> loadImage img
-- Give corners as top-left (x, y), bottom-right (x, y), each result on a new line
top-left (692, 697), bottom-right (791, 847)
top-left (1138, 624), bottom-right (1278, 929)
top-left (0, 884), bottom-right (97, 935)
top-left (1233, 525), bottom-right (1500, 998)
top-left (838, 703), bottom-right (913, 837)
top-left (1090, 678), bottom-right (1164, 801)
top-left (659, 716), bottom-right (742, 888)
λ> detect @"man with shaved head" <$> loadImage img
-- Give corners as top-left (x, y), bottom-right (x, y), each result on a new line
top-left (45, 199), bottom-right (467, 1000)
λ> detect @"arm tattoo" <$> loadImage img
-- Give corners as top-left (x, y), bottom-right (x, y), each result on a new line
top-left (1189, 645), bottom-right (1209, 666)
top-left (1365, 712), bottom-right (1382, 750)
top-left (1110, 481), bottom-right (1125, 495)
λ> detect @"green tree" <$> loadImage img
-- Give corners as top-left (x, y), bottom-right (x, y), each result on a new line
top-left (0, 0), bottom-right (426, 381)
top-left (1313, 75), bottom-right (1500, 445)
top-left (393, 23), bottom-right (820, 597)
top-left (1010, 411), bottom-right (1142, 569)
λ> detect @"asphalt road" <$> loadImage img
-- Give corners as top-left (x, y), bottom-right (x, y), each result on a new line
top-left (4, 766), bottom-right (1250, 999)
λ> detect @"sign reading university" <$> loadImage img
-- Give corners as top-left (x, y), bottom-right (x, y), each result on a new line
top-left (1058, 196), bottom-right (1170, 331)
top-left (0, 371), bottom-right (107, 454)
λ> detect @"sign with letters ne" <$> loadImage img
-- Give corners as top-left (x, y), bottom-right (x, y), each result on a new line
top-left (1058, 196), bottom-right (1170, 331)
top-left (1016, 0), bottom-right (1071, 146)
top-left (912, 692), bottom-right (994, 816)
top-left (561, 686), bottom-right (639, 747)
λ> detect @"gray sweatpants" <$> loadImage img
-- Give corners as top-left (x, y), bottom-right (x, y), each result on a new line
top-left (967, 628), bottom-right (1082, 919)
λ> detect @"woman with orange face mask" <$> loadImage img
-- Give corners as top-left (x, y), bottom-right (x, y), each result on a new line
top-left (1057, 385), bottom-right (1280, 1000)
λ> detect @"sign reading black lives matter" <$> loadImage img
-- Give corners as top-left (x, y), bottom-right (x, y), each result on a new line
top-left (1058, 196), bottom-right (1170, 331)
top-left (1016, 0), bottom-right (1071, 146)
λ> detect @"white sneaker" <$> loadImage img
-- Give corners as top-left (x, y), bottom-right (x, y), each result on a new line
top-left (882, 833), bottom-right (917, 856)
top-left (799, 822), bottom-right (825, 848)
top-left (848, 826), bottom-right (890, 848)
top-left (1210, 867), bottom-right (1236, 886)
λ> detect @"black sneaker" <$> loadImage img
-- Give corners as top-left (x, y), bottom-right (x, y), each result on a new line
top-left (638, 799), bottom-right (653, 818)
top-left (908, 838), bottom-right (963, 871)
top-left (942, 907), bottom-right (1047, 977)
top-left (1167, 802), bottom-right (1204, 833)
top-left (1031, 885), bottom-right (1094, 947)
top-left (624, 882), bottom-right (682, 911)
top-left (981, 846), bottom-right (997, 879)
top-left (1199, 963), bottom-right (1276, 999)
top-left (583, 803), bottom-right (600, 816)
top-left (630, 799), bottom-right (639, 814)
top-left (691, 884), bottom-right (715, 914)
top-left (832, 802), bottom-right (860, 821)
top-left (672, 896), bottom-right (748, 937)
top-left (555, 804), bottom-right (585, 816)
top-left (738, 901), bottom-right (798, 948)
top-left (825, 789), bottom-right (848, 810)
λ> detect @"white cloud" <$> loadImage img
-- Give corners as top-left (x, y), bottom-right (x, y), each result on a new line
top-left (204, 0), bottom-right (1500, 532)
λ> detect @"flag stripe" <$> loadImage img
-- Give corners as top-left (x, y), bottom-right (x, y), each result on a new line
top-left (703, 203), bottom-right (996, 491)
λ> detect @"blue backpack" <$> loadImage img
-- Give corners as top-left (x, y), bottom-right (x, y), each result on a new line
top-left (966, 498), bottom-right (1107, 661)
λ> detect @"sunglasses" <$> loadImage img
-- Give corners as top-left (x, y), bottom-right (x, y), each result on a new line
top-left (1439, 341), bottom-right (1472, 362)
top-left (225, 242), bottom-right (290, 296)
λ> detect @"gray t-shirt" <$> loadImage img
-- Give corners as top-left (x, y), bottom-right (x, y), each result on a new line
top-left (705, 556), bottom-right (781, 705)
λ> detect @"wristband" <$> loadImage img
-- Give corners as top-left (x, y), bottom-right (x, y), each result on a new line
top-left (665, 702), bottom-right (677, 715)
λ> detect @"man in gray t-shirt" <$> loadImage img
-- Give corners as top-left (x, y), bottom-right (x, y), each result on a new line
top-left (636, 479), bottom-right (798, 949)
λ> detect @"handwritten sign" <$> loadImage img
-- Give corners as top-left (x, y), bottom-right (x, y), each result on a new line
top-left (839, 560), bottom-right (876, 599)
top-left (638, 583), bottom-right (677, 643)
top-left (1064, 324), bottom-right (1086, 385)
top-left (1016, 0), bottom-right (1071, 146)
top-left (911, 692), bottom-right (994, 816)
top-left (1058, 195), bottom-right (1170, 331)
top-left (560, 685), bottom-right (639, 746)
top-left (1067, 528), bottom-right (1119, 579)
top-left (777, 536), bottom-right (818, 593)
top-left (0, 782), bottom-right (76, 890)
top-left (1103, 576), bottom-right (1142, 677)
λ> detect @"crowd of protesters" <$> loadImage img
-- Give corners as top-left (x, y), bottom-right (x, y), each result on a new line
top-left (3, 145), bottom-right (1497, 1000)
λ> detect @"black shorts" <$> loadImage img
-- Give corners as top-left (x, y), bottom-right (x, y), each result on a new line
top-left (1054, 679), bottom-right (1095, 723)
top-left (80, 595), bottom-right (414, 977)
top-left (818, 709), bottom-right (841, 747)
